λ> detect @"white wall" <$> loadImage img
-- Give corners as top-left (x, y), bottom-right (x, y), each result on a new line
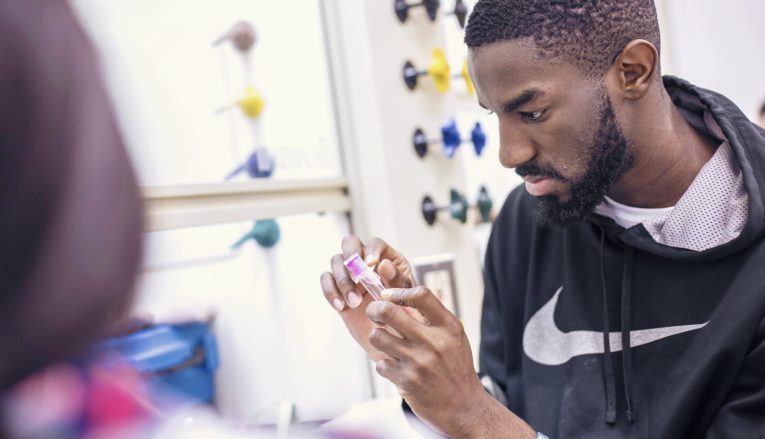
top-left (658, 0), bottom-right (765, 121)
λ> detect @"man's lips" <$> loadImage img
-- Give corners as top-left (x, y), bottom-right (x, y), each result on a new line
top-left (523, 175), bottom-right (556, 196)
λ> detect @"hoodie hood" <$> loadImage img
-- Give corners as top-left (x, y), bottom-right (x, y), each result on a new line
top-left (590, 76), bottom-right (765, 262)
top-left (583, 76), bottom-right (765, 424)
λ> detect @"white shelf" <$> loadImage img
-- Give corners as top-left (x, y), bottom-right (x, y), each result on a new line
top-left (143, 177), bottom-right (351, 231)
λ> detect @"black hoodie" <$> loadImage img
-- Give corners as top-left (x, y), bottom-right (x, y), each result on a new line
top-left (480, 77), bottom-right (765, 438)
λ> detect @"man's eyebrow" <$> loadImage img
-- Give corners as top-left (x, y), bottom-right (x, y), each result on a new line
top-left (501, 88), bottom-right (544, 113)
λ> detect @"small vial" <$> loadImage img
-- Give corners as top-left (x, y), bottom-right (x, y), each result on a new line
top-left (344, 253), bottom-right (385, 301)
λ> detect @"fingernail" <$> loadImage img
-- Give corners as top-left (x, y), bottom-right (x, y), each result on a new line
top-left (380, 264), bottom-right (395, 281)
top-left (333, 298), bottom-right (346, 312)
top-left (348, 292), bottom-right (362, 308)
top-left (381, 289), bottom-right (393, 300)
top-left (364, 254), bottom-right (375, 264)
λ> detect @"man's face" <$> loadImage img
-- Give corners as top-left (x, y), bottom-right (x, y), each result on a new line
top-left (469, 39), bottom-right (634, 226)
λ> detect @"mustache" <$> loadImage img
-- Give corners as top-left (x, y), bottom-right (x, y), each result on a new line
top-left (515, 163), bottom-right (567, 181)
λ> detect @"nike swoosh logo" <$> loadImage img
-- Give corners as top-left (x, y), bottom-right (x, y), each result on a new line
top-left (523, 287), bottom-right (708, 366)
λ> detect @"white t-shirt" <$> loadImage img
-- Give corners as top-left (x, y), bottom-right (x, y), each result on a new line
top-left (595, 196), bottom-right (674, 229)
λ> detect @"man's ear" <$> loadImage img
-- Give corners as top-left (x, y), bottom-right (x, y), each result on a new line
top-left (609, 39), bottom-right (658, 99)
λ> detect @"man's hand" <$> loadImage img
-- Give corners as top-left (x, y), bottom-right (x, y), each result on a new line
top-left (319, 236), bottom-right (416, 362)
top-left (368, 287), bottom-right (536, 438)
top-left (365, 286), bottom-right (488, 436)
top-left (320, 237), bottom-right (535, 438)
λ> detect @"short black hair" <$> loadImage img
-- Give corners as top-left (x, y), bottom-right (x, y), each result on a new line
top-left (760, 100), bottom-right (765, 117)
top-left (465, 0), bottom-right (661, 77)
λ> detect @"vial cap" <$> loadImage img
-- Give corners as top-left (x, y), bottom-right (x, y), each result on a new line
top-left (343, 253), bottom-right (368, 282)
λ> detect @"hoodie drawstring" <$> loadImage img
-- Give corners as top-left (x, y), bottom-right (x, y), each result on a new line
top-left (599, 227), bottom-right (638, 425)
top-left (621, 247), bottom-right (637, 423)
top-left (599, 229), bottom-right (618, 424)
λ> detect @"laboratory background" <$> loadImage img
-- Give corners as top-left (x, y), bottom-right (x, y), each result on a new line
top-left (3, 0), bottom-right (765, 438)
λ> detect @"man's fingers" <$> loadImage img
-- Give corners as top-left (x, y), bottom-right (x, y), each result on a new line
top-left (330, 253), bottom-right (363, 308)
top-left (377, 259), bottom-right (413, 289)
top-left (368, 327), bottom-right (411, 361)
top-left (382, 287), bottom-right (451, 325)
top-left (320, 271), bottom-right (346, 312)
top-left (374, 358), bottom-right (401, 383)
top-left (366, 300), bottom-right (423, 341)
top-left (365, 237), bottom-right (415, 286)
top-left (364, 238), bottom-right (401, 266)
top-left (341, 235), bottom-right (365, 260)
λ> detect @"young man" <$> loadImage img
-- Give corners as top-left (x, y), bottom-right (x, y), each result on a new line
top-left (321, 0), bottom-right (765, 437)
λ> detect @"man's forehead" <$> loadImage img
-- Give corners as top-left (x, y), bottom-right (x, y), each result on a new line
top-left (468, 39), bottom-right (550, 80)
top-left (468, 40), bottom-right (579, 106)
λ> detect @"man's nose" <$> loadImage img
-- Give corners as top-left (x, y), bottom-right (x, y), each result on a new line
top-left (498, 122), bottom-right (535, 169)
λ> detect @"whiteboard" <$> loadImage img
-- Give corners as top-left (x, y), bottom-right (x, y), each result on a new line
top-left (71, 0), bottom-right (342, 185)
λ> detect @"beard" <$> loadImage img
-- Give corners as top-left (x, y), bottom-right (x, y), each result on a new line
top-left (517, 91), bottom-right (634, 227)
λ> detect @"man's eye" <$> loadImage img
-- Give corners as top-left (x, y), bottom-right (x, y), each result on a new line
top-left (520, 109), bottom-right (546, 121)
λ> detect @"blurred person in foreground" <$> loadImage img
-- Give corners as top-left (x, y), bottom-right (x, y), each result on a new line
top-left (0, 1), bottom-right (387, 438)
top-left (0, 0), bottom-right (145, 436)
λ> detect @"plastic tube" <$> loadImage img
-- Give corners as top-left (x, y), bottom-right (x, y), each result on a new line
top-left (343, 253), bottom-right (384, 301)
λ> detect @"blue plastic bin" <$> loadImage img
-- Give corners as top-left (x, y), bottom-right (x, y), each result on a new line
top-left (95, 322), bottom-right (219, 404)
